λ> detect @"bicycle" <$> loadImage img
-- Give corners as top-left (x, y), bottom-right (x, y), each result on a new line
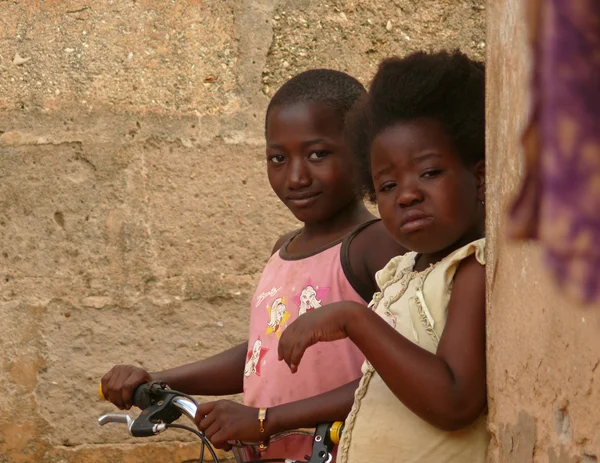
top-left (98, 381), bottom-right (343, 463)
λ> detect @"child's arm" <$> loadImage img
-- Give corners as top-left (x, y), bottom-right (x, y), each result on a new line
top-left (101, 342), bottom-right (247, 409)
top-left (195, 379), bottom-right (359, 448)
top-left (279, 255), bottom-right (486, 431)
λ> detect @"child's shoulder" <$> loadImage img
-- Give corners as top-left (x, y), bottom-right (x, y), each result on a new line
top-left (345, 219), bottom-right (408, 274)
top-left (343, 219), bottom-right (408, 300)
top-left (375, 238), bottom-right (486, 290)
top-left (445, 238), bottom-right (486, 266)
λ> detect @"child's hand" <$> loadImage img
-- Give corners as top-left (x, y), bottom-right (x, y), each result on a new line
top-left (195, 400), bottom-right (265, 449)
top-left (278, 301), bottom-right (363, 373)
top-left (101, 365), bottom-right (152, 410)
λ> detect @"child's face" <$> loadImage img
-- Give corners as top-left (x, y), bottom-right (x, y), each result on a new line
top-left (371, 119), bottom-right (484, 254)
top-left (265, 102), bottom-right (359, 224)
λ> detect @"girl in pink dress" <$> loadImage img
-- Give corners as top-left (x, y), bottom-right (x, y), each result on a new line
top-left (101, 69), bottom-right (406, 461)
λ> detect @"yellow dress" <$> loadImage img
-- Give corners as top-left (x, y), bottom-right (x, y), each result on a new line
top-left (338, 239), bottom-right (488, 463)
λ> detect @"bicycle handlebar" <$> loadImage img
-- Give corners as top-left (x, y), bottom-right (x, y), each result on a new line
top-left (99, 381), bottom-right (197, 436)
top-left (98, 382), bottom-right (343, 462)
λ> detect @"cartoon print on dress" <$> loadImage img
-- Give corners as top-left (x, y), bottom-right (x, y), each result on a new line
top-left (293, 278), bottom-right (330, 316)
top-left (265, 297), bottom-right (291, 338)
top-left (244, 337), bottom-right (269, 377)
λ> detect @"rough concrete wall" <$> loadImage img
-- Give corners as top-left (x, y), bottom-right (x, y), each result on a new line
top-left (486, 1), bottom-right (600, 462)
top-left (0, 1), bottom-right (484, 461)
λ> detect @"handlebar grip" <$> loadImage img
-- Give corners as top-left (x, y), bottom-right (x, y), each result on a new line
top-left (131, 382), bottom-right (154, 410)
top-left (98, 382), bottom-right (153, 409)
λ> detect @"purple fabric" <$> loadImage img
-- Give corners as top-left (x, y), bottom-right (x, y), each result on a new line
top-left (509, 0), bottom-right (600, 303)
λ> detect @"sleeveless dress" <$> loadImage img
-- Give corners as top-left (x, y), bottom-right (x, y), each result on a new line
top-left (338, 238), bottom-right (489, 463)
top-left (243, 222), bottom-right (376, 461)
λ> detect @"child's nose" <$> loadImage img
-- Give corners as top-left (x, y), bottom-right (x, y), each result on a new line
top-left (396, 181), bottom-right (423, 207)
top-left (288, 158), bottom-right (312, 189)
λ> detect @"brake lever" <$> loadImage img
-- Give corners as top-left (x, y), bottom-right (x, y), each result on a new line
top-left (98, 383), bottom-right (185, 438)
top-left (98, 412), bottom-right (168, 437)
top-left (98, 413), bottom-right (135, 434)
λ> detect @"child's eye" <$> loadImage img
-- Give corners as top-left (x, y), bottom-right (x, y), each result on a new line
top-left (268, 154), bottom-right (286, 164)
top-left (379, 182), bottom-right (396, 193)
top-left (308, 151), bottom-right (330, 161)
top-left (421, 169), bottom-right (443, 179)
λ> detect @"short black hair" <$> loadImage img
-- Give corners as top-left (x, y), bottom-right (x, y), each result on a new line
top-left (347, 50), bottom-right (485, 201)
top-left (266, 69), bottom-right (366, 132)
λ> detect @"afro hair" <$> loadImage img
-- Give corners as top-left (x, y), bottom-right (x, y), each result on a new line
top-left (347, 50), bottom-right (485, 201)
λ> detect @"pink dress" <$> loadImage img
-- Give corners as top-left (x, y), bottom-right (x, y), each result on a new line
top-left (243, 228), bottom-right (369, 461)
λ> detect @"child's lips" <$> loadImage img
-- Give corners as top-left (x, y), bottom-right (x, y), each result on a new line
top-left (286, 192), bottom-right (322, 207)
top-left (399, 211), bottom-right (434, 233)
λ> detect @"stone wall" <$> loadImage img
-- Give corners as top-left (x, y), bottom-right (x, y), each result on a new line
top-left (486, 1), bottom-right (600, 462)
top-left (0, 1), bottom-right (485, 461)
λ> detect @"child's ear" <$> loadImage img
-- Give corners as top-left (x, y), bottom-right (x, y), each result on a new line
top-left (473, 160), bottom-right (486, 202)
